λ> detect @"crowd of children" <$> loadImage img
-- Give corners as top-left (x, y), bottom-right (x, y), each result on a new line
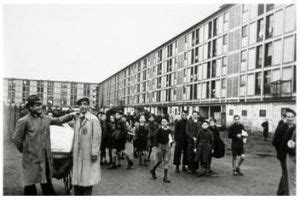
top-left (97, 110), bottom-right (226, 183)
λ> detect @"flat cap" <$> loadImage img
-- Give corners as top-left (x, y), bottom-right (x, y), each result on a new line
top-left (76, 97), bottom-right (90, 105)
top-left (26, 94), bottom-right (42, 107)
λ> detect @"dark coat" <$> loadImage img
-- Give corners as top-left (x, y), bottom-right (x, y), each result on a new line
top-left (196, 128), bottom-right (214, 146)
top-left (272, 122), bottom-right (289, 160)
top-left (114, 119), bottom-right (128, 151)
top-left (194, 128), bottom-right (214, 163)
top-left (100, 120), bottom-right (108, 140)
top-left (107, 121), bottom-right (116, 149)
top-left (147, 121), bottom-right (159, 147)
top-left (186, 119), bottom-right (202, 144)
top-left (228, 123), bottom-right (245, 148)
top-left (135, 124), bottom-right (149, 151)
top-left (209, 126), bottom-right (225, 158)
top-left (280, 125), bottom-right (296, 157)
top-left (12, 113), bottom-right (74, 186)
top-left (261, 121), bottom-right (269, 137)
top-left (174, 119), bottom-right (188, 143)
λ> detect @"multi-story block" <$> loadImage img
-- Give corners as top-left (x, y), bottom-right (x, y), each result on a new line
top-left (98, 4), bottom-right (296, 132)
top-left (3, 78), bottom-right (99, 108)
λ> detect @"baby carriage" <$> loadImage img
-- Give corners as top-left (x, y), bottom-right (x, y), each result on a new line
top-left (50, 123), bottom-right (74, 194)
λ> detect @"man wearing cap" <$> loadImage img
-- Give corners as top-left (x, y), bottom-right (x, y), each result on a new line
top-left (72, 97), bottom-right (102, 195)
top-left (12, 95), bottom-right (76, 195)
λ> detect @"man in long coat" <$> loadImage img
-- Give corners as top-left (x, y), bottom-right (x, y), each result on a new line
top-left (173, 110), bottom-right (188, 173)
top-left (72, 97), bottom-right (102, 195)
top-left (185, 111), bottom-right (202, 174)
top-left (12, 95), bottom-right (76, 195)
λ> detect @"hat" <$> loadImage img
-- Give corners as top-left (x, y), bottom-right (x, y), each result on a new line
top-left (76, 97), bottom-right (90, 105)
top-left (26, 95), bottom-right (42, 107)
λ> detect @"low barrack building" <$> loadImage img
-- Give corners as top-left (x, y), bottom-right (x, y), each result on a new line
top-left (3, 77), bottom-right (99, 108)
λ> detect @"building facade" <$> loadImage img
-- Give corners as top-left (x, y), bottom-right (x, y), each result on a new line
top-left (3, 78), bottom-right (99, 108)
top-left (98, 4), bottom-right (296, 132)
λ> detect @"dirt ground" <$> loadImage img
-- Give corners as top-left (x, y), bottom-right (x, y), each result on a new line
top-left (3, 131), bottom-right (282, 196)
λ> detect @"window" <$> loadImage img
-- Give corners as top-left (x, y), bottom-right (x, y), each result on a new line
top-left (167, 59), bottom-right (172, 72)
top-left (222, 57), bottom-right (227, 75)
top-left (266, 14), bottom-right (274, 38)
top-left (283, 36), bottom-right (296, 63)
top-left (284, 5), bottom-right (296, 33)
top-left (191, 48), bottom-right (199, 64)
top-left (157, 77), bottom-right (162, 89)
top-left (47, 81), bottom-right (54, 104)
top-left (242, 110), bottom-right (247, 116)
top-left (223, 34), bottom-right (228, 45)
top-left (223, 12), bottom-right (229, 32)
top-left (211, 81), bottom-right (216, 98)
top-left (70, 83), bottom-right (77, 106)
top-left (242, 4), bottom-right (248, 13)
top-left (242, 26), bottom-right (248, 38)
top-left (266, 4), bottom-right (274, 11)
top-left (224, 12), bottom-right (229, 23)
top-left (143, 58), bottom-right (147, 69)
top-left (264, 70), bottom-right (271, 94)
top-left (249, 22), bottom-right (257, 44)
top-left (273, 40), bottom-right (282, 65)
top-left (192, 29), bottom-right (199, 46)
top-left (213, 40), bottom-right (217, 57)
top-left (256, 45), bottom-right (263, 68)
top-left (157, 63), bottom-right (162, 75)
top-left (208, 21), bottom-right (212, 39)
top-left (247, 74), bottom-right (255, 95)
top-left (255, 72), bottom-right (262, 95)
top-left (194, 47), bottom-right (199, 63)
top-left (212, 60), bottom-right (216, 78)
top-left (265, 43), bottom-right (272, 66)
top-left (258, 4), bottom-right (264, 16)
top-left (61, 83), bottom-right (68, 106)
top-left (242, 5), bottom-right (249, 23)
top-left (206, 81), bottom-right (210, 98)
top-left (229, 109), bottom-right (234, 116)
top-left (213, 18), bottom-right (219, 36)
top-left (158, 49), bottom-right (162, 62)
top-left (8, 80), bottom-right (16, 104)
top-left (259, 109), bottom-right (266, 117)
top-left (167, 44), bottom-right (173, 57)
top-left (207, 42), bottom-right (211, 58)
top-left (240, 75), bottom-right (246, 87)
top-left (137, 73), bottom-right (141, 82)
top-left (221, 79), bottom-right (226, 89)
top-left (207, 62), bottom-right (211, 78)
top-left (257, 19), bottom-right (264, 42)
top-left (22, 80), bottom-right (30, 102)
top-left (241, 50), bottom-right (247, 62)
top-left (274, 10), bottom-right (283, 36)
top-left (37, 81), bottom-right (44, 99)
top-left (83, 83), bottom-right (90, 97)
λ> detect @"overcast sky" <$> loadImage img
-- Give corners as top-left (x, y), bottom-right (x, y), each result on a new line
top-left (4, 4), bottom-right (221, 83)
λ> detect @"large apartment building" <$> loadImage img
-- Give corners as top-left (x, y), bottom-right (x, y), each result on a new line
top-left (3, 78), bottom-right (99, 108)
top-left (98, 4), bottom-right (296, 132)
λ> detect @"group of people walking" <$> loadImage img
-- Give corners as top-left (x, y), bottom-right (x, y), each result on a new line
top-left (98, 109), bottom-right (227, 182)
top-left (11, 94), bottom-right (296, 195)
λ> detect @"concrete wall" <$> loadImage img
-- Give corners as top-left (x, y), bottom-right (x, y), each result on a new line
top-left (226, 102), bottom-right (296, 134)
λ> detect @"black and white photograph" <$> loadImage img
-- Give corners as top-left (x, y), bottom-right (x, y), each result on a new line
top-left (1, 0), bottom-right (298, 196)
